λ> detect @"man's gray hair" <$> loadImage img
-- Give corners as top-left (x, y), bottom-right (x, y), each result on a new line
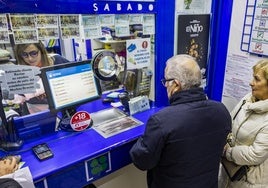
top-left (165, 54), bottom-right (202, 90)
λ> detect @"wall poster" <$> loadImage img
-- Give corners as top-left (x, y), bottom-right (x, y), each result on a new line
top-left (248, 0), bottom-right (268, 56)
top-left (177, 14), bottom-right (210, 80)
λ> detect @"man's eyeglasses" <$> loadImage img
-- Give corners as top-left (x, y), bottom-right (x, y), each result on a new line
top-left (161, 78), bottom-right (175, 87)
top-left (21, 50), bottom-right (39, 58)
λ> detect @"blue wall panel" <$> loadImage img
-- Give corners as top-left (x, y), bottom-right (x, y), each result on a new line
top-left (154, 0), bottom-right (175, 107)
top-left (207, 0), bottom-right (233, 101)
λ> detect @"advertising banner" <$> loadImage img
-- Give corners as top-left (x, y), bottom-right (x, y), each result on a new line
top-left (177, 14), bottom-right (210, 79)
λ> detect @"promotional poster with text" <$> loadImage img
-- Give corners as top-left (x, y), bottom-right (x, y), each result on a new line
top-left (177, 14), bottom-right (210, 79)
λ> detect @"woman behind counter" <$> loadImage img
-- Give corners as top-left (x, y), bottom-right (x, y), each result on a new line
top-left (220, 59), bottom-right (268, 187)
top-left (13, 41), bottom-right (69, 113)
top-left (14, 40), bottom-right (69, 67)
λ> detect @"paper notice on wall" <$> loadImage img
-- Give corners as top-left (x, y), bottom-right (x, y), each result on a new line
top-left (0, 14), bottom-right (9, 44)
top-left (81, 15), bottom-right (102, 39)
top-left (0, 64), bottom-right (40, 94)
top-left (249, 0), bottom-right (268, 56)
top-left (59, 14), bottom-right (80, 39)
top-left (10, 14), bottom-right (38, 44)
top-left (222, 53), bottom-right (256, 101)
top-left (176, 0), bottom-right (208, 14)
top-left (142, 14), bottom-right (155, 35)
top-left (126, 38), bottom-right (151, 69)
top-left (99, 14), bottom-right (115, 26)
top-left (129, 14), bottom-right (143, 25)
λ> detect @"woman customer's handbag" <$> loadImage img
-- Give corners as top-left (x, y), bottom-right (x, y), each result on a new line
top-left (221, 100), bottom-right (249, 181)
top-left (221, 156), bottom-right (249, 181)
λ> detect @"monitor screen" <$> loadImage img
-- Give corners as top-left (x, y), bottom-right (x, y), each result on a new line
top-left (40, 60), bottom-right (101, 113)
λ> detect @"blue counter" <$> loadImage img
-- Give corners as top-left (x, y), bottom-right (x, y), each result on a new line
top-left (7, 98), bottom-right (162, 188)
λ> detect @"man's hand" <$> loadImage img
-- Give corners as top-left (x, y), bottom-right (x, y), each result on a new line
top-left (0, 157), bottom-right (18, 176)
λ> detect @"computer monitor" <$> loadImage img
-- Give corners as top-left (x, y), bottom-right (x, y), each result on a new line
top-left (40, 60), bottom-right (102, 116)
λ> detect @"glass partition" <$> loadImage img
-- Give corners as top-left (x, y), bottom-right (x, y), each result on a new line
top-left (0, 1), bottom-right (157, 142)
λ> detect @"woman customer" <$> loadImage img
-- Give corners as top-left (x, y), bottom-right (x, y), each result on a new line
top-left (220, 59), bottom-right (268, 187)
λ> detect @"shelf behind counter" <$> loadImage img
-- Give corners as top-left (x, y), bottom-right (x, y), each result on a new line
top-left (5, 96), bottom-right (162, 188)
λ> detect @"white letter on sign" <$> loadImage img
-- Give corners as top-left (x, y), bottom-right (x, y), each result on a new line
top-left (93, 3), bottom-right (98, 11)
top-left (138, 4), bottom-right (142, 11)
top-left (127, 3), bottom-right (133, 11)
top-left (104, 3), bottom-right (110, 11)
top-left (117, 3), bottom-right (121, 11)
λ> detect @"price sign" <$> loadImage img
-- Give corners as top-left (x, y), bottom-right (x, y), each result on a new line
top-left (70, 111), bottom-right (92, 131)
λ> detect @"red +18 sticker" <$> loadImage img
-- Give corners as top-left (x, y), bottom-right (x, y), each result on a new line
top-left (70, 111), bottom-right (92, 131)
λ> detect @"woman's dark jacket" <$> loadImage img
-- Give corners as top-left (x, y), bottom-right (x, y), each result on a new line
top-left (130, 88), bottom-right (231, 188)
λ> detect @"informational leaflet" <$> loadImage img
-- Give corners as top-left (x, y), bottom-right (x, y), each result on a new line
top-left (222, 53), bottom-right (255, 100)
top-left (81, 15), bottom-right (102, 39)
top-left (93, 116), bottom-right (143, 138)
top-left (36, 14), bottom-right (59, 40)
top-left (142, 14), bottom-right (155, 35)
top-left (0, 14), bottom-right (10, 44)
top-left (177, 0), bottom-right (208, 13)
top-left (10, 14), bottom-right (38, 44)
top-left (0, 64), bottom-right (40, 94)
top-left (115, 14), bottom-right (130, 37)
top-left (59, 14), bottom-right (80, 39)
top-left (126, 38), bottom-right (151, 69)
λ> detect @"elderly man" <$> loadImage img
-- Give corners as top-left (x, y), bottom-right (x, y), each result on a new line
top-left (130, 54), bottom-right (231, 188)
